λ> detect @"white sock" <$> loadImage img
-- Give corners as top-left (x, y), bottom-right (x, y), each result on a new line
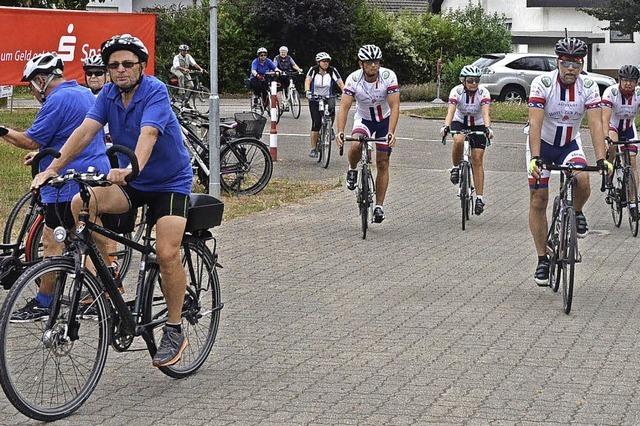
top-left (477, 195), bottom-right (484, 201)
top-left (375, 204), bottom-right (384, 210)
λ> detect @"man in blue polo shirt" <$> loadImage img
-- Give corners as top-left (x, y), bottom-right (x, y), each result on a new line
top-left (0, 52), bottom-right (110, 321)
top-left (33, 34), bottom-right (193, 368)
top-left (249, 47), bottom-right (281, 108)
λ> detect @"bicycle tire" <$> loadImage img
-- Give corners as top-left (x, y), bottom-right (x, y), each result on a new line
top-left (195, 86), bottom-right (210, 113)
top-left (3, 191), bottom-right (35, 245)
top-left (460, 163), bottom-right (470, 230)
top-left (610, 170), bottom-right (624, 227)
top-left (0, 257), bottom-right (109, 421)
top-left (548, 196), bottom-right (561, 292)
top-left (25, 216), bottom-right (44, 263)
top-left (220, 138), bottom-right (273, 196)
top-left (625, 170), bottom-right (639, 237)
top-left (561, 207), bottom-right (577, 314)
top-left (290, 89), bottom-right (301, 119)
top-left (321, 123), bottom-right (332, 169)
top-left (360, 165), bottom-right (369, 239)
top-left (316, 128), bottom-right (323, 164)
top-left (144, 238), bottom-right (221, 379)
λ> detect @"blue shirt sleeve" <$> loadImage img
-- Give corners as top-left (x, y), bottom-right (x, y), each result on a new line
top-left (86, 88), bottom-right (108, 125)
top-left (267, 59), bottom-right (277, 71)
top-left (25, 99), bottom-right (61, 147)
top-left (251, 58), bottom-right (259, 72)
top-left (140, 84), bottom-right (172, 135)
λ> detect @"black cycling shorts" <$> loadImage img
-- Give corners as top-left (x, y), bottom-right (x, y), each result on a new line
top-left (451, 121), bottom-right (488, 150)
top-left (119, 186), bottom-right (189, 226)
top-left (43, 202), bottom-right (76, 230)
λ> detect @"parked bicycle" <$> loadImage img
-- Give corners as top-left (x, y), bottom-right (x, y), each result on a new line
top-left (442, 130), bottom-right (489, 230)
top-left (175, 106), bottom-right (273, 196)
top-left (277, 71), bottom-right (302, 119)
top-left (0, 145), bottom-right (223, 421)
top-left (341, 135), bottom-right (386, 239)
top-left (539, 162), bottom-right (601, 314)
top-left (604, 138), bottom-right (639, 237)
top-left (310, 94), bottom-right (336, 168)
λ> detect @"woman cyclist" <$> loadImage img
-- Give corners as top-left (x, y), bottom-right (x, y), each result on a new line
top-left (304, 52), bottom-right (344, 158)
top-left (440, 65), bottom-right (493, 215)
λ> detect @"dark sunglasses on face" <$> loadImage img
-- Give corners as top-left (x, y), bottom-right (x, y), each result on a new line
top-left (465, 77), bottom-right (480, 84)
top-left (259, 54), bottom-right (267, 57)
top-left (85, 70), bottom-right (105, 77)
top-left (559, 59), bottom-right (582, 69)
top-left (107, 61), bottom-right (140, 70)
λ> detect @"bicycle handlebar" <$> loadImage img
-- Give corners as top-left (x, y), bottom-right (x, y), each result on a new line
top-left (609, 140), bottom-right (640, 145)
top-left (106, 145), bottom-right (140, 183)
top-left (31, 148), bottom-right (61, 178)
top-left (344, 135), bottom-right (387, 142)
top-left (441, 130), bottom-right (490, 146)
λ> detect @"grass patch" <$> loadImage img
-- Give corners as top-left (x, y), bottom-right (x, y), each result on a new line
top-left (0, 108), bottom-right (38, 130)
top-left (401, 83), bottom-right (441, 102)
top-left (406, 102), bottom-right (640, 127)
top-left (219, 178), bottom-right (339, 221)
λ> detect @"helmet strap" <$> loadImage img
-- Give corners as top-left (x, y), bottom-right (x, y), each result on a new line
top-left (30, 74), bottom-right (57, 103)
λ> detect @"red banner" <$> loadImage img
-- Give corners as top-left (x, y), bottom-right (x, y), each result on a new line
top-left (0, 6), bottom-right (156, 86)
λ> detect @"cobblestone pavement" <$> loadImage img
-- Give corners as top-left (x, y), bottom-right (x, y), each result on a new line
top-left (2, 105), bottom-right (640, 424)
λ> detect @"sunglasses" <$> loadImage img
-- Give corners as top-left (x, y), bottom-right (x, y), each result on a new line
top-left (363, 60), bottom-right (380, 65)
top-left (259, 54), bottom-right (267, 57)
top-left (465, 77), bottom-right (480, 84)
top-left (107, 61), bottom-right (140, 70)
top-left (85, 70), bottom-right (105, 77)
top-left (559, 59), bottom-right (582, 69)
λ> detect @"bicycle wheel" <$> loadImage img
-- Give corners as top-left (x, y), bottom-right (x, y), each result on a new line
top-left (195, 86), bottom-right (210, 113)
top-left (316, 128), bottom-right (323, 164)
top-left (25, 216), bottom-right (44, 262)
top-left (144, 238), bottom-right (221, 379)
top-left (360, 165), bottom-right (370, 239)
top-left (548, 196), bottom-right (561, 292)
top-left (560, 207), bottom-right (577, 314)
top-left (321, 124), bottom-right (332, 169)
top-left (290, 89), bottom-right (301, 119)
top-left (220, 138), bottom-right (273, 196)
top-left (0, 258), bottom-right (109, 421)
top-left (625, 170), bottom-right (639, 237)
top-left (460, 164), bottom-right (470, 230)
top-left (3, 191), bottom-right (35, 245)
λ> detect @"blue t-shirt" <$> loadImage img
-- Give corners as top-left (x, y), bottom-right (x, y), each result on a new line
top-left (87, 75), bottom-right (193, 194)
top-left (250, 58), bottom-right (277, 79)
top-left (26, 80), bottom-right (110, 204)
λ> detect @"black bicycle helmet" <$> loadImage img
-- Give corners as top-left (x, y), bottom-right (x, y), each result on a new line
top-left (554, 37), bottom-right (588, 57)
top-left (100, 34), bottom-right (149, 64)
top-left (619, 64), bottom-right (640, 80)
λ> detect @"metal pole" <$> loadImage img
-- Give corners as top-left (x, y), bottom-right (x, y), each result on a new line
top-left (208, 0), bottom-right (221, 198)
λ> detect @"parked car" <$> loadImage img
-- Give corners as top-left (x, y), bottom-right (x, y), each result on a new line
top-left (473, 53), bottom-right (617, 103)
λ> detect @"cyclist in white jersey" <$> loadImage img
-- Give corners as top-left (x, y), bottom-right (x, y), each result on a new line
top-left (602, 65), bottom-right (640, 219)
top-left (440, 64), bottom-right (493, 215)
top-left (336, 44), bottom-right (400, 224)
top-left (527, 37), bottom-right (611, 286)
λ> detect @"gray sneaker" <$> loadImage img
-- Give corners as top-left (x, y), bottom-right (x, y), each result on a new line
top-left (152, 326), bottom-right (188, 367)
top-left (10, 298), bottom-right (50, 322)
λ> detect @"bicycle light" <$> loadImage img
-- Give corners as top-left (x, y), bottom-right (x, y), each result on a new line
top-left (53, 226), bottom-right (67, 243)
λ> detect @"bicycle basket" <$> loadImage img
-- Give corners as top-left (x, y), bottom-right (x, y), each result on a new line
top-left (234, 112), bottom-right (267, 139)
top-left (185, 194), bottom-right (224, 232)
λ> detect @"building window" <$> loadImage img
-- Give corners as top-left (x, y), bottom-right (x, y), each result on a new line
top-left (610, 29), bottom-right (634, 43)
top-left (504, 19), bottom-right (512, 31)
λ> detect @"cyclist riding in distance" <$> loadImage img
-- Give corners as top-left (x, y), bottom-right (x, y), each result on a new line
top-left (336, 44), bottom-right (400, 224)
top-left (527, 37), bottom-right (611, 286)
top-left (304, 51), bottom-right (344, 158)
top-left (0, 52), bottom-right (110, 321)
top-left (440, 64), bottom-right (493, 215)
top-left (273, 45), bottom-right (303, 98)
top-left (249, 47), bottom-right (281, 109)
top-left (170, 44), bottom-right (204, 98)
top-left (601, 65), bottom-right (640, 219)
top-left (32, 34), bottom-right (194, 368)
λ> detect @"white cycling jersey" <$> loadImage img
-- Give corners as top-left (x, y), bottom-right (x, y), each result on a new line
top-left (528, 69), bottom-right (601, 146)
top-left (343, 67), bottom-right (399, 122)
top-left (601, 84), bottom-right (640, 135)
top-left (448, 84), bottom-right (491, 126)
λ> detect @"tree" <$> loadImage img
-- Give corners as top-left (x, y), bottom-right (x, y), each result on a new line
top-left (581, 0), bottom-right (640, 34)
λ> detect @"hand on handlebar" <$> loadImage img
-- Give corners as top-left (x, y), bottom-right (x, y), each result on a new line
top-left (107, 168), bottom-right (133, 186)
top-left (336, 131), bottom-right (345, 148)
top-left (256, 74), bottom-right (265, 81)
top-left (596, 158), bottom-right (613, 175)
top-left (23, 151), bottom-right (37, 166)
top-left (31, 169), bottom-right (58, 193)
top-left (387, 132), bottom-right (396, 147)
top-left (440, 125), bottom-right (450, 139)
top-left (527, 156), bottom-right (542, 179)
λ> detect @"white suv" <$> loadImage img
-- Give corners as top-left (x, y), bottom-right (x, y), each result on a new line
top-left (473, 53), bottom-right (616, 103)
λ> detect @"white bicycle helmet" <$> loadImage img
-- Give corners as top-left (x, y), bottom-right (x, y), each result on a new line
top-left (178, 44), bottom-right (190, 51)
top-left (100, 34), bottom-right (149, 63)
top-left (279, 46), bottom-right (288, 53)
top-left (22, 52), bottom-right (63, 82)
top-left (357, 44), bottom-right (382, 61)
top-left (315, 52), bottom-right (331, 62)
top-left (257, 47), bottom-right (268, 55)
top-left (83, 54), bottom-right (105, 70)
top-left (459, 65), bottom-right (482, 79)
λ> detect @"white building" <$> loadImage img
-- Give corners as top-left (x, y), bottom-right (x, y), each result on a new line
top-left (440, 0), bottom-right (639, 74)
top-left (86, 0), bottom-right (200, 12)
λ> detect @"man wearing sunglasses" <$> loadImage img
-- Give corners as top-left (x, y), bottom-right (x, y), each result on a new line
top-left (32, 34), bottom-right (193, 368)
top-left (526, 37), bottom-right (611, 286)
top-left (83, 54), bottom-right (108, 95)
top-left (249, 47), bottom-right (281, 108)
top-left (440, 64), bottom-right (493, 215)
top-left (0, 53), bottom-right (110, 321)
